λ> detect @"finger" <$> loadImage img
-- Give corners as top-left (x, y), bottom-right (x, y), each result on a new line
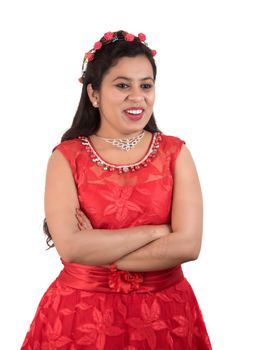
top-left (78, 222), bottom-right (87, 230)
top-left (76, 210), bottom-right (86, 222)
top-left (75, 214), bottom-right (83, 225)
top-left (78, 210), bottom-right (88, 220)
top-left (76, 215), bottom-right (89, 230)
top-left (77, 216), bottom-right (88, 229)
top-left (75, 211), bottom-right (83, 219)
top-left (85, 222), bottom-right (92, 229)
top-left (77, 211), bottom-right (92, 228)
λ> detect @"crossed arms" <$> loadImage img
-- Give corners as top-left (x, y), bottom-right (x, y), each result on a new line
top-left (44, 144), bottom-right (203, 272)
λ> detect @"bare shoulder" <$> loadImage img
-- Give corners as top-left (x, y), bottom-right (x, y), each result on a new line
top-left (48, 147), bottom-right (72, 171)
top-left (174, 143), bottom-right (199, 179)
top-left (45, 147), bottom-right (79, 215)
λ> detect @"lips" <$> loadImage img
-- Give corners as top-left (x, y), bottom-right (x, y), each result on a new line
top-left (124, 107), bottom-right (145, 121)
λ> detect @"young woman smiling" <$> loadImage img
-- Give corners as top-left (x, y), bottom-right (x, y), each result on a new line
top-left (21, 30), bottom-right (212, 350)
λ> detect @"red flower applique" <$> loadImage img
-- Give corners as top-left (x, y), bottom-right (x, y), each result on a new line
top-left (170, 303), bottom-right (203, 348)
top-left (126, 299), bottom-right (168, 349)
top-left (151, 49), bottom-right (157, 56)
top-left (77, 307), bottom-right (124, 348)
top-left (125, 33), bottom-right (135, 42)
top-left (101, 184), bottom-right (144, 222)
top-left (108, 264), bottom-right (143, 293)
top-left (44, 281), bottom-right (75, 312)
top-left (104, 31), bottom-right (114, 40)
top-left (43, 317), bottom-right (72, 349)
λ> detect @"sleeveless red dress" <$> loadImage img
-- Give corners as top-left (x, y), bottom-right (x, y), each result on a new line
top-left (21, 132), bottom-right (212, 350)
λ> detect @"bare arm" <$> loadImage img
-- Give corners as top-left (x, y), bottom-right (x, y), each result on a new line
top-left (65, 225), bottom-right (170, 265)
top-left (45, 149), bottom-right (170, 265)
top-left (110, 144), bottom-right (204, 271)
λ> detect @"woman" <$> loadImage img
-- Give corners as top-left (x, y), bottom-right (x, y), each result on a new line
top-left (21, 30), bottom-right (212, 349)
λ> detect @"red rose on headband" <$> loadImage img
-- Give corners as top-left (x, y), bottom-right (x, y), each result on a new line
top-left (138, 33), bottom-right (146, 41)
top-left (94, 41), bottom-right (102, 50)
top-left (104, 32), bottom-right (114, 41)
top-left (79, 32), bottom-right (157, 84)
top-left (125, 33), bottom-right (134, 42)
top-left (85, 52), bottom-right (94, 61)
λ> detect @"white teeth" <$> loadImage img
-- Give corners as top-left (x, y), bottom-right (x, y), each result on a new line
top-left (126, 109), bottom-right (143, 115)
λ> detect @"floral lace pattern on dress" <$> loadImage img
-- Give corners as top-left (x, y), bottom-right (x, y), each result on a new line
top-left (21, 133), bottom-right (212, 349)
top-left (21, 278), bottom-right (212, 350)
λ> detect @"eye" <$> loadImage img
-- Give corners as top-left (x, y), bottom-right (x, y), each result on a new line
top-left (141, 83), bottom-right (153, 89)
top-left (116, 83), bottom-right (129, 89)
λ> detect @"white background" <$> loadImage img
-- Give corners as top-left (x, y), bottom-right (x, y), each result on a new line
top-left (1, 0), bottom-right (271, 349)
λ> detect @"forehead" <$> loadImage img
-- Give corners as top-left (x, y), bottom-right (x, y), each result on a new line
top-left (104, 55), bottom-right (154, 80)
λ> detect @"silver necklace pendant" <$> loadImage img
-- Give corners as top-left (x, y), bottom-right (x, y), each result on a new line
top-left (94, 130), bottom-right (145, 151)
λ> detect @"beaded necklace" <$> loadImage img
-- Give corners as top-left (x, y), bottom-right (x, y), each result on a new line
top-left (78, 132), bottom-right (162, 174)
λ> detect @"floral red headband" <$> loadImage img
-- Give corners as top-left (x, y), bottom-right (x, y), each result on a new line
top-left (79, 31), bottom-right (157, 83)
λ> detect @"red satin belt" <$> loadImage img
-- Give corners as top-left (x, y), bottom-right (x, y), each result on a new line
top-left (57, 258), bottom-right (184, 294)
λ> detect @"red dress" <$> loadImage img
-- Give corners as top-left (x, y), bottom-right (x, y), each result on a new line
top-left (21, 132), bottom-right (212, 350)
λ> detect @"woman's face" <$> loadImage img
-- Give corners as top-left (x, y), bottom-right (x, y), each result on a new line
top-left (89, 55), bottom-right (155, 138)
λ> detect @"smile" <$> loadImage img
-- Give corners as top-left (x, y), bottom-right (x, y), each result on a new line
top-left (125, 109), bottom-right (144, 115)
top-left (124, 108), bottom-right (144, 121)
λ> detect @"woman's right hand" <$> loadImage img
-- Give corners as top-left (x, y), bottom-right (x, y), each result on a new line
top-left (75, 208), bottom-right (93, 230)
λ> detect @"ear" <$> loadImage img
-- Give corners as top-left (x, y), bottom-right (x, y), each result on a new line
top-left (87, 84), bottom-right (99, 108)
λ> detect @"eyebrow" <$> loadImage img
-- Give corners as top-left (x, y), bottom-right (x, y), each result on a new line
top-left (112, 76), bottom-right (155, 82)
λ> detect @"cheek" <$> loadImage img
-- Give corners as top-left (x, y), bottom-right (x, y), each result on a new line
top-left (102, 91), bottom-right (124, 107)
top-left (147, 93), bottom-right (155, 106)
top-left (99, 99), bottom-right (114, 113)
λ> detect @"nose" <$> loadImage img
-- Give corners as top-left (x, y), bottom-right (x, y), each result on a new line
top-left (127, 86), bottom-right (144, 102)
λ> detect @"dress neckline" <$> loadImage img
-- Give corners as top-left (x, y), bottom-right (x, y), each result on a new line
top-left (78, 132), bottom-right (162, 174)
top-left (88, 132), bottom-right (155, 167)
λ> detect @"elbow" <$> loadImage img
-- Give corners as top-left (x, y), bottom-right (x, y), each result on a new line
top-left (53, 238), bottom-right (76, 263)
top-left (189, 239), bottom-right (202, 261)
top-left (57, 248), bottom-right (74, 264)
top-left (61, 253), bottom-right (74, 263)
top-left (190, 248), bottom-right (200, 261)
top-left (177, 235), bottom-right (201, 263)
top-left (61, 242), bottom-right (79, 263)
top-left (172, 228), bottom-right (203, 263)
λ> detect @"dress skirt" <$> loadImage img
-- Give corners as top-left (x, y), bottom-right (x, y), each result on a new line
top-left (21, 258), bottom-right (212, 349)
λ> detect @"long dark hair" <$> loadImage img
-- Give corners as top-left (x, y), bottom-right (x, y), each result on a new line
top-left (43, 30), bottom-right (162, 249)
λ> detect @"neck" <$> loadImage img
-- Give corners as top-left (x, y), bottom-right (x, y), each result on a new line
top-left (95, 129), bottom-right (145, 139)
